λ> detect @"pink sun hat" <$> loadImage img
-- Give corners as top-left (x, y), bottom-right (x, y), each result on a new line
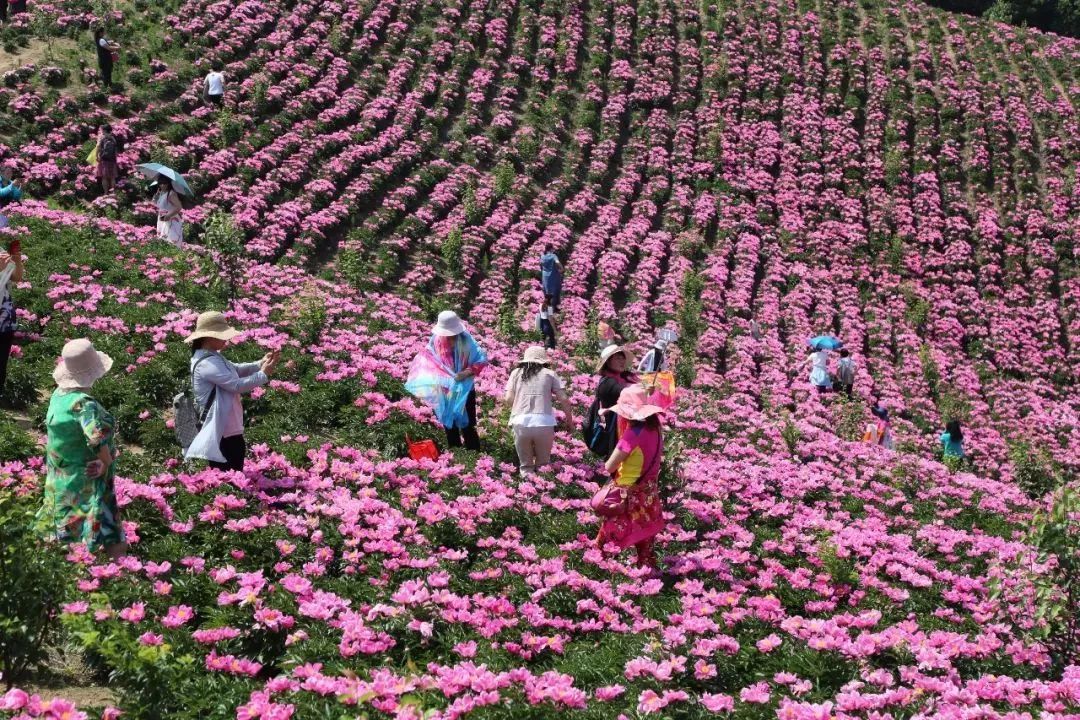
top-left (600, 384), bottom-right (666, 422)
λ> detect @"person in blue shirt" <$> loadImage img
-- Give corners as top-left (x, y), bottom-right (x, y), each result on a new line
top-left (0, 170), bottom-right (22, 207)
top-left (539, 245), bottom-right (563, 312)
top-left (940, 420), bottom-right (965, 459)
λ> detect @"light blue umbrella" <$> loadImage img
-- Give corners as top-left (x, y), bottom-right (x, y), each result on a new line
top-left (807, 335), bottom-right (843, 351)
top-left (135, 162), bottom-right (194, 197)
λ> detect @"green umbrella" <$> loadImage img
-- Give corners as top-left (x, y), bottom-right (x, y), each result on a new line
top-left (135, 162), bottom-right (194, 197)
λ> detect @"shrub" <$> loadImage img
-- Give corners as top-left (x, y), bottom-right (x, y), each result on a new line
top-left (0, 492), bottom-right (70, 688)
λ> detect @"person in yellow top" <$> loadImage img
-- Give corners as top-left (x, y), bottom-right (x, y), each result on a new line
top-left (596, 384), bottom-right (666, 568)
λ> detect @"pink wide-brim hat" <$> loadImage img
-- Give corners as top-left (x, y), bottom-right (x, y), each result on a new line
top-left (53, 338), bottom-right (113, 390)
top-left (600, 384), bottom-right (666, 422)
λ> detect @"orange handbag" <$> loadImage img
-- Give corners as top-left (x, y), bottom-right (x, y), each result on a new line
top-left (406, 435), bottom-right (439, 461)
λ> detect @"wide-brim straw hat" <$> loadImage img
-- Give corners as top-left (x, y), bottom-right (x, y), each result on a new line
top-left (519, 345), bottom-right (550, 365)
top-left (600, 384), bottom-right (666, 422)
top-left (432, 310), bottom-right (466, 337)
top-left (53, 338), bottom-right (113, 389)
top-left (184, 311), bottom-right (241, 344)
top-left (594, 344), bottom-right (631, 374)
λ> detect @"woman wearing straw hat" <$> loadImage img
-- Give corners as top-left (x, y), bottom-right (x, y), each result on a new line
top-left (595, 345), bottom-right (637, 413)
top-left (597, 384), bottom-right (666, 569)
top-left (405, 310), bottom-right (488, 451)
top-left (503, 346), bottom-right (573, 475)
top-left (184, 311), bottom-right (278, 471)
top-left (38, 339), bottom-right (126, 559)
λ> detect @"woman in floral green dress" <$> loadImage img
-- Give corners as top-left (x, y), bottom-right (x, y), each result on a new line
top-left (38, 339), bottom-right (126, 558)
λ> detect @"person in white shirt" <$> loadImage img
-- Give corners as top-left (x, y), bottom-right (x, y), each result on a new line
top-left (203, 61), bottom-right (225, 106)
top-left (184, 311), bottom-right (278, 472)
top-left (637, 338), bottom-right (671, 374)
top-left (503, 346), bottom-right (573, 475)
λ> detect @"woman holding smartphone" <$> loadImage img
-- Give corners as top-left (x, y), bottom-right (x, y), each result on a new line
top-left (183, 311), bottom-right (278, 472)
top-left (0, 237), bottom-right (23, 397)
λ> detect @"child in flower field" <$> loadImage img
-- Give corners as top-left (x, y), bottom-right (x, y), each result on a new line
top-left (537, 295), bottom-right (557, 349)
top-left (598, 385), bottom-right (666, 569)
top-left (834, 349), bottom-right (856, 397)
top-left (940, 420), bottom-right (965, 461)
top-left (405, 310), bottom-right (488, 451)
top-left (863, 404), bottom-right (894, 450)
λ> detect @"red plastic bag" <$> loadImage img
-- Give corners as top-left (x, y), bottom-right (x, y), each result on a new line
top-left (406, 435), bottom-right (439, 461)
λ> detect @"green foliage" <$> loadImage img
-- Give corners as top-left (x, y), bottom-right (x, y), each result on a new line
top-left (493, 160), bottom-right (515, 199)
top-left (675, 271), bottom-right (705, 386)
top-left (0, 359), bottom-right (41, 411)
top-left (781, 412), bottom-right (801, 456)
top-left (995, 486), bottom-right (1080, 675)
top-left (216, 109), bottom-right (246, 149)
top-left (441, 227), bottom-right (464, 277)
top-left (833, 396), bottom-right (866, 441)
top-left (1009, 440), bottom-right (1062, 499)
top-left (919, 343), bottom-right (940, 395)
top-left (201, 212), bottom-right (245, 305)
top-left (0, 416), bottom-right (36, 462)
top-left (0, 492), bottom-right (70, 688)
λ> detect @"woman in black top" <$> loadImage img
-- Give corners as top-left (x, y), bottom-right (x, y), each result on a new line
top-left (93, 28), bottom-right (119, 88)
top-left (595, 345), bottom-right (637, 410)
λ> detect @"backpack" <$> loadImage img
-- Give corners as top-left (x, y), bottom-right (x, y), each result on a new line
top-left (836, 358), bottom-right (855, 385)
top-left (581, 394), bottom-right (618, 458)
top-left (99, 135), bottom-right (117, 161)
top-left (172, 355), bottom-right (216, 450)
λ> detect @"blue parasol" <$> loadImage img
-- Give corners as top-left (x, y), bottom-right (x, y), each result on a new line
top-left (135, 162), bottom-right (194, 197)
top-left (807, 335), bottom-right (843, 351)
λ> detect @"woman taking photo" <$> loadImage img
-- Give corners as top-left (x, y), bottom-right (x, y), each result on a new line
top-left (93, 27), bottom-right (120, 88)
top-left (184, 311), bottom-right (277, 472)
top-left (595, 385), bottom-right (666, 569)
top-left (39, 339), bottom-right (126, 559)
top-left (503, 346), bottom-right (573, 475)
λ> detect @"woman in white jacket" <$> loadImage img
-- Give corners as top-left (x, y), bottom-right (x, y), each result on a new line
top-left (183, 311), bottom-right (278, 471)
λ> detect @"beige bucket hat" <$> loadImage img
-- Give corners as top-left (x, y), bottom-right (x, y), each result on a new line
top-left (53, 338), bottom-right (113, 390)
top-left (519, 345), bottom-right (550, 365)
top-left (184, 311), bottom-right (241, 344)
top-left (594, 344), bottom-right (631, 374)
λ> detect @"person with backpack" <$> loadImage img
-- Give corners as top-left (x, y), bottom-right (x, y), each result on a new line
top-left (405, 310), bottom-right (488, 451)
top-left (539, 245), bottom-right (563, 312)
top-left (96, 124), bottom-right (119, 194)
top-left (503, 346), bottom-right (573, 476)
top-left (38, 339), bottom-right (126, 559)
top-left (93, 27), bottom-right (120, 89)
top-left (593, 384), bottom-right (666, 569)
top-left (154, 175), bottom-right (184, 247)
top-left (834, 349), bottom-right (856, 397)
top-left (940, 420), bottom-right (965, 461)
top-left (0, 237), bottom-right (23, 398)
top-left (537, 295), bottom-right (557, 350)
top-left (183, 311), bottom-right (278, 472)
top-left (582, 345), bottom-right (637, 458)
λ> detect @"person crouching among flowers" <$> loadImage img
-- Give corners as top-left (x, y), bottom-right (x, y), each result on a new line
top-left (38, 339), bottom-right (126, 559)
top-left (596, 384), bottom-right (666, 569)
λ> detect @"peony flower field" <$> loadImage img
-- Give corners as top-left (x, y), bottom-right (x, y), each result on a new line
top-left (0, 0), bottom-right (1078, 717)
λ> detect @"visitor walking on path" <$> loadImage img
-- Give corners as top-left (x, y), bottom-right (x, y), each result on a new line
top-left (93, 28), bottom-right (120, 89)
top-left (0, 238), bottom-right (23, 397)
top-left (539, 245), bottom-right (562, 311)
top-left (803, 347), bottom-right (833, 393)
top-left (405, 310), bottom-right (488, 451)
top-left (184, 311), bottom-right (278, 472)
top-left (204, 61), bottom-right (226, 106)
top-left (38, 339), bottom-right (126, 559)
top-left (96, 124), bottom-right (119, 194)
top-left (940, 420), bottom-right (965, 461)
top-left (834, 349), bottom-right (856, 397)
top-left (537, 295), bottom-right (557, 349)
top-left (503, 346), bottom-right (573, 476)
top-left (596, 384), bottom-right (666, 569)
top-left (154, 176), bottom-right (184, 247)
